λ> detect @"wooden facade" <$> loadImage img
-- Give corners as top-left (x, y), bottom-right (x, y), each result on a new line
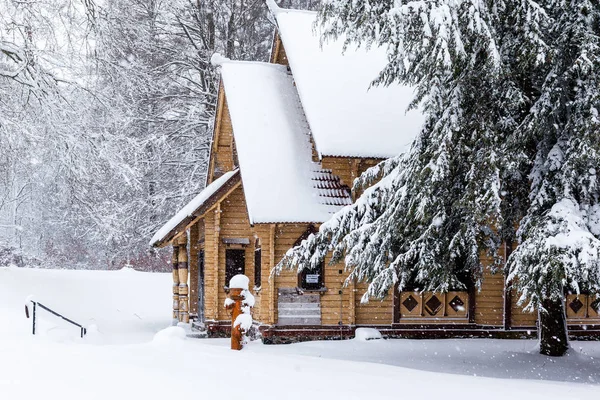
top-left (151, 32), bottom-right (600, 342)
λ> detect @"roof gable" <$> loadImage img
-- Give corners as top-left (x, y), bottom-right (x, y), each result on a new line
top-left (215, 59), bottom-right (351, 224)
top-left (269, 4), bottom-right (425, 158)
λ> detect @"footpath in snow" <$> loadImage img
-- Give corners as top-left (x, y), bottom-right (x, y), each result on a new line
top-left (0, 267), bottom-right (598, 400)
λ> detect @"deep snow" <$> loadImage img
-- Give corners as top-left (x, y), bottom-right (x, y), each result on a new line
top-left (0, 267), bottom-right (598, 399)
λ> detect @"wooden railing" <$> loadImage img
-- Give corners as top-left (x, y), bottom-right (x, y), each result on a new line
top-left (399, 291), bottom-right (469, 320)
top-left (25, 300), bottom-right (87, 338)
top-left (566, 294), bottom-right (600, 320)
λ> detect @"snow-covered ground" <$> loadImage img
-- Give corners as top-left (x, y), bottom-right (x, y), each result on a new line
top-left (0, 267), bottom-right (598, 399)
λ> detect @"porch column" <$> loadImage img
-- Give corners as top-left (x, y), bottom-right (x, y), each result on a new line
top-left (172, 245), bottom-right (180, 323)
top-left (178, 236), bottom-right (190, 323)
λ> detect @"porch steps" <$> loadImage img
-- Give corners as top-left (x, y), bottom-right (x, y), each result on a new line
top-left (277, 288), bottom-right (321, 326)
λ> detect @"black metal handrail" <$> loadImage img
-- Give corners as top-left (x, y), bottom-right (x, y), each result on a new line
top-left (25, 301), bottom-right (87, 338)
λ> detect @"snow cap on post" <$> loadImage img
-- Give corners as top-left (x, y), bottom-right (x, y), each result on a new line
top-left (229, 274), bottom-right (249, 290)
top-left (210, 53), bottom-right (230, 67)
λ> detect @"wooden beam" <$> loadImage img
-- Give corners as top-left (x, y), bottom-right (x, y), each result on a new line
top-left (177, 235), bottom-right (189, 324)
top-left (504, 241), bottom-right (513, 330)
top-left (468, 279), bottom-right (476, 324)
top-left (269, 30), bottom-right (281, 64)
top-left (171, 245), bottom-right (180, 323)
top-left (213, 203), bottom-right (221, 320)
top-left (348, 159), bottom-right (360, 325)
top-left (393, 282), bottom-right (400, 324)
top-left (189, 222), bottom-right (200, 319)
top-left (350, 158), bottom-right (360, 201)
top-left (207, 84), bottom-right (226, 185)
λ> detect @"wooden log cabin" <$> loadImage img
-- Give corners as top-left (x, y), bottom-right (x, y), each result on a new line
top-left (150, 4), bottom-right (600, 342)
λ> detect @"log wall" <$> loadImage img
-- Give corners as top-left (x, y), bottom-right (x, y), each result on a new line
top-left (510, 288), bottom-right (537, 328)
top-left (271, 33), bottom-right (289, 66)
top-left (474, 250), bottom-right (505, 326)
top-left (208, 90), bottom-right (236, 184)
top-left (321, 157), bottom-right (381, 189)
top-left (216, 186), bottom-right (256, 320)
top-left (355, 284), bottom-right (393, 325)
top-left (189, 224), bottom-right (199, 317)
top-left (204, 209), bottom-right (219, 320)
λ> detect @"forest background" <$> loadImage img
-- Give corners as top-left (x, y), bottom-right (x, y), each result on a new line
top-left (0, 0), bottom-right (316, 270)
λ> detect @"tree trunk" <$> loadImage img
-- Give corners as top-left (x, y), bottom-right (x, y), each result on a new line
top-left (538, 296), bottom-right (569, 356)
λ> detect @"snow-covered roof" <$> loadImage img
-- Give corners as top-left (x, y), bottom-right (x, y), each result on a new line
top-left (215, 58), bottom-right (351, 224)
top-left (268, 3), bottom-right (425, 158)
top-left (149, 170), bottom-right (239, 247)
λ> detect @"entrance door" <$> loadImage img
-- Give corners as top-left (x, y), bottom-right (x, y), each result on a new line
top-left (197, 250), bottom-right (205, 323)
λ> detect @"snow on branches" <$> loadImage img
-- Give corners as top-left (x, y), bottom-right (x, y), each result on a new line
top-left (278, 0), bottom-right (600, 326)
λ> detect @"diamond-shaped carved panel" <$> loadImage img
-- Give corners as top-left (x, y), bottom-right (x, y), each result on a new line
top-left (449, 295), bottom-right (465, 313)
top-left (402, 295), bottom-right (419, 312)
top-left (569, 298), bottom-right (584, 314)
top-left (424, 295), bottom-right (443, 316)
top-left (590, 298), bottom-right (600, 313)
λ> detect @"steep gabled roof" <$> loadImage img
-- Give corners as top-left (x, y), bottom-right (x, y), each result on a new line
top-left (268, 2), bottom-right (425, 159)
top-left (214, 58), bottom-right (351, 224)
top-left (150, 170), bottom-right (240, 247)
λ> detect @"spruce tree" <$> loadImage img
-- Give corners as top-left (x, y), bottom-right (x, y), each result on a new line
top-left (277, 1), bottom-right (600, 356)
top-left (506, 1), bottom-right (600, 356)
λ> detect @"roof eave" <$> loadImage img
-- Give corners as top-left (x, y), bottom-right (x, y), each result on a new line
top-left (150, 171), bottom-right (241, 248)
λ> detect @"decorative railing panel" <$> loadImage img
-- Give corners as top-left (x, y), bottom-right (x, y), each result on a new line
top-left (566, 294), bottom-right (599, 320)
top-left (399, 291), bottom-right (468, 320)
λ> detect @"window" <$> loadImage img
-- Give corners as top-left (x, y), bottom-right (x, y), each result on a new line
top-left (254, 248), bottom-right (261, 289)
top-left (299, 261), bottom-right (324, 291)
top-left (225, 249), bottom-right (245, 288)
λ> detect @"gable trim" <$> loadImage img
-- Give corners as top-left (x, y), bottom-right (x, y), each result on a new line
top-left (206, 81), bottom-right (226, 186)
top-left (152, 171), bottom-right (241, 248)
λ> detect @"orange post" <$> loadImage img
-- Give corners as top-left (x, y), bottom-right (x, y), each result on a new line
top-left (226, 288), bottom-right (244, 350)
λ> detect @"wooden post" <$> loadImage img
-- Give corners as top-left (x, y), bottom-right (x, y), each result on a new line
top-left (349, 277), bottom-right (356, 325)
top-left (468, 280), bottom-right (477, 324)
top-left (226, 288), bottom-right (244, 350)
top-left (393, 283), bottom-right (400, 324)
top-left (172, 245), bottom-right (180, 323)
top-left (503, 241), bottom-right (513, 330)
top-left (178, 236), bottom-right (189, 324)
top-left (189, 224), bottom-right (200, 319)
top-left (213, 203), bottom-right (221, 320)
top-left (348, 160), bottom-right (361, 324)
